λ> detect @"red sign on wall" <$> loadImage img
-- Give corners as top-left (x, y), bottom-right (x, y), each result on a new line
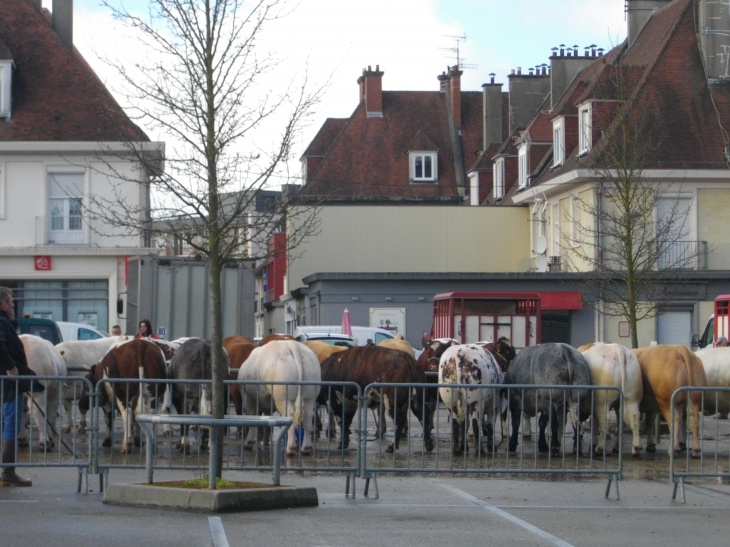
top-left (34, 256), bottom-right (52, 271)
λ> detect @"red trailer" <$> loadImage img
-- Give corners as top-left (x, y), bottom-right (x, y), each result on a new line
top-left (430, 292), bottom-right (541, 350)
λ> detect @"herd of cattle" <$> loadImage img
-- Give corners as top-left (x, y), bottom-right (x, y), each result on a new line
top-left (10, 332), bottom-right (730, 462)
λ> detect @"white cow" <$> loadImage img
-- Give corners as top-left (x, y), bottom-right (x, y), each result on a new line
top-left (55, 336), bottom-right (132, 433)
top-left (18, 335), bottom-right (67, 450)
top-left (438, 343), bottom-right (504, 455)
top-left (238, 340), bottom-right (321, 456)
top-left (695, 347), bottom-right (730, 417)
top-left (578, 342), bottom-right (643, 457)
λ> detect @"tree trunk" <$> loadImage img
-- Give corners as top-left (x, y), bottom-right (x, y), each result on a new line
top-left (209, 248), bottom-right (225, 480)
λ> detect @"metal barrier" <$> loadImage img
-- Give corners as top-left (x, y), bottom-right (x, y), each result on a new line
top-left (360, 382), bottom-right (624, 499)
top-left (670, 386), bottom-right (730, 503)
top-left (92, 378), bottom-right (363, 495)
top-left (0, 375), bottom-right (94, 492)
top-left (136, 414), bottom-right (292, 486)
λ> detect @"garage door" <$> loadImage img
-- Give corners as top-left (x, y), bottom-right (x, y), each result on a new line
top-left (657, 311), bottom-right (691, 348)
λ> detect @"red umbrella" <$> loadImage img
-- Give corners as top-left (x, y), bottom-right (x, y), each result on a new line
top-left (341, 308), bottom-right (353, 337)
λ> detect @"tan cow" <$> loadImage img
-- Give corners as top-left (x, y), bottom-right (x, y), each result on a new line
top-left (378, 334), bottom-right (415, 358)
top-left (632, 345), bottom-right (706, 457)
top-left (302, 340), bottom-right (348, 363)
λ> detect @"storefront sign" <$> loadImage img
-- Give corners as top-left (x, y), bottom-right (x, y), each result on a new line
top-left (647, 284), bottom-right (706, 301)
top-left (369, 307), bottom-right (405, 336)
top-left (34, 256), bottom-right (52, 271)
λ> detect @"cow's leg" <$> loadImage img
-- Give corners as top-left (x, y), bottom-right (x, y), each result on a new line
top-left (242, 394), bottom-right (258, 451)
top-left (470, 415), bottom-right (480, 454)
top-left (339, 410), bottom-right (355, 450)
top-left (523, 412), bottom-right (532, 439)
top-left (624, 400), bottom-right (642, 457)
top-left (550, 407), bottom-right (561, 456)
top-left (645, 410), bottom-right (657, 453)
top-left (386, 401), bottom-right (408, 454)
top-left (33, 393), bottom-right (56, 451)
top-left (299, 400), bottom-right (315, 456)
top-left (537, 413), bottom-right (549, 453)
top-left (507, 402), bottom-right (521, 453)
top-left (60, 394), bottom-right (73, 434)
top-left (688, 395), bottom-right (702, 459)
top-left (451, 415), bottom-right (462, 456)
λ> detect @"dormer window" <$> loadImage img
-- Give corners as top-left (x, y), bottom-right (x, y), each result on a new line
top-left (0, 60), bottom-right (13, 119)
top-left (553, 117), bottom-right (565, 166)
top-left (579, 104), bottom-right (592, 154)
top-left (518, 144), bottom-right (529, 189)
top-left (410, 152), bottom-right (438, 182)
top-left (493, 157), bottom-right (505, 200)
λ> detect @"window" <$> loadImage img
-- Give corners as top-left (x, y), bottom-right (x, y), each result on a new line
top-left (493, 158), bottom-right (505, 200)
top-left (48, 171), bottom-right (85, 244)
top-left (410, 152), bottom-right (438, 182)
top-left (553, 118), bottom-right (564, 166)
top-left (518, 144), bottom-right (529, 189)
top-left (579, 105), bottom-right (592, 154)
top-left (0, 61), bottom-right (12, 118)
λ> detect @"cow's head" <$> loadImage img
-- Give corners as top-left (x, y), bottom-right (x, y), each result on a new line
top-left (490, 337), bottom-right (517, 373)
top-left (417, 338), bottom-right (458, 373)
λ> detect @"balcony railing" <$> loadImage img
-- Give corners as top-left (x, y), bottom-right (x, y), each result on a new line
top-left (657, 240), bottom-right (708, 271)
top-left (35, 216), bottom-right (87, 246)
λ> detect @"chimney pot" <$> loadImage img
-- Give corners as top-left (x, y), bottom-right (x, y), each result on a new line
top-left (489, 72), bottom-right (495, 84)
top-left (598, 48), bottom-right (604, 56)
top-left (529, 68), bottom-right (534, 75)
top-left (573, 45), bottom-right (579, 56)
top-left (368, 65), bottom-right (371, 71)
top-left (559, 44), bottom-right (565, 56)
top-left (517, 67), bottom-right (522, 75)
top-left (511, 69), bottom-right (516, 75)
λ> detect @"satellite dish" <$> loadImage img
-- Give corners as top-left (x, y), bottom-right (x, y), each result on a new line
top-left (536, 254), bottom-right (549, 273)
top-left (535, 235), bottom-right (547, 255)
top-left (517, 257), bottom-right (532, 273)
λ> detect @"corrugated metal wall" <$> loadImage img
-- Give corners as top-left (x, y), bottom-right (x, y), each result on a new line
top-left (288, 205), bottom-right (531, 288)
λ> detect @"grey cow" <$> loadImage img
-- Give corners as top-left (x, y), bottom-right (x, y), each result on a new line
top-left (504, 343), bottom-right (591, 456)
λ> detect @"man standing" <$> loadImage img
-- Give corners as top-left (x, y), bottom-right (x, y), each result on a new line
top-left (0, 287), bottom-right (33, 487)
top-left (111, 325), bottom-right (122, 336)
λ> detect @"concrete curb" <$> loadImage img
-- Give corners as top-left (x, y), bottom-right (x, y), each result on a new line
top-left (103, 483), bottom-right (318, 513)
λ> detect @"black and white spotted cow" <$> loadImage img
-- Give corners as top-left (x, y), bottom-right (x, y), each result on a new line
top-left (438, 343), bottom-right (504, 455)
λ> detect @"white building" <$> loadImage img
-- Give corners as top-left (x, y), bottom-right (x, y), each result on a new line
top-left (0, 0), bottom-right (164, 335)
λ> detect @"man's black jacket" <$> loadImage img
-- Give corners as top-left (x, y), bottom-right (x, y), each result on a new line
top-left (0, 308), bottom-right (36, 399)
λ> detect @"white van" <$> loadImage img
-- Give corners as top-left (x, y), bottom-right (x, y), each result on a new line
top-left (57, 321), bottom-right (109, 342)
top-left (294, 325), bottom-right (396, 346)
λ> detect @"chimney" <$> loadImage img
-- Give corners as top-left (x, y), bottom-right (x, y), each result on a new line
top-left (482, 77), bottom-right (503, 148)
top-left (53, 0), bottom-right (74, 49)
top-left (448, 66), bottom-right (463, 128)
top-left (626, 1), bottom-right (672, 48)
top-left (699, 0), bottom-right (730, 83)
top-left (357, 65), bottom-right (384, 117)
top-left (550, 45), bottom-right (596, 110)
top-left (508, 67), bottom-right (550, 135)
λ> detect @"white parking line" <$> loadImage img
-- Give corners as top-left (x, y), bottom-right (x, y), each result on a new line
top-left (439, 483), bottom-right (576, 547)
top-left (209, 516), bottom-right (230, 547)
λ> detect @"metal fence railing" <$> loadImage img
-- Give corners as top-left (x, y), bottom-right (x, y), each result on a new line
top-left (360, 383), bottom-right (623, 499)
top-left (0, 375), bottom-right (93, 492)
top-left (670, 386), bottom-right (730, 503)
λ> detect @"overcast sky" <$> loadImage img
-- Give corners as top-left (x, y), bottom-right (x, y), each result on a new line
top-left (55, 0), bottom-right (628, 161)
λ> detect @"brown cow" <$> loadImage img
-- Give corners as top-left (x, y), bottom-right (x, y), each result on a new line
top-left (223, 335), bottom-right (256, 347)
top-left (224, 341), bottom-right (256, 424)
top-left (259, 334), bottom-right (296, 345)
top-left (302, 340), bottom-right (349, 438)
top-left (632, 344), bottom-right (707, 457)
top-left (87, 339), bottom-right (167, 453)
top-left (319, 345), bottom-right (434, 453)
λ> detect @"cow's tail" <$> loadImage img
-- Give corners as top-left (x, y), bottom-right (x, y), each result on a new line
top-left (456, 356), bottom-right (467, 423)
top-left (612, 343), bottom-right (627, 393)
top-left (291, 343), bottom-right (305, 427)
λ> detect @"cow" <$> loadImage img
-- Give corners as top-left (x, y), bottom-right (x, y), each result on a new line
top-left (301, 340), bottom-right (349, 438)
top-left (167, 338), bottom-right (227, 452)
top-left (18, 335), bottom-right (67, 450)
top-left (378, 334), bottom-right (416, 358)
top-left (56, 336), bottom-right (133, 433)
top-left (504, 343), bottom-right (592, 456)
top-left (694, 347), bottom-right (730, 417)
top-left (258, 333), bottom-right (296, 345)
top-left (632, 344), bottom-right (706, 457)
top-left (222, 340), bottom-right (256, 437)
top-left (319, 345), bottom-right (434, 453)
top-left (416, 338), bottom-right (460, 439)
top-left (223, 335), bottom-right (256, 347)
top-left (87, 339), bottom-right (167, 453)
top-left (238, 340), bottom-right (321, 456)
top-left (438, 343), bottom-right (505, 455)
top-left (578, 342), bottom-right (643, 457)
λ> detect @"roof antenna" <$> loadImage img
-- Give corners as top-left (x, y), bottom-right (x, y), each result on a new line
top-left (440, 34), bottom-right (478, 71)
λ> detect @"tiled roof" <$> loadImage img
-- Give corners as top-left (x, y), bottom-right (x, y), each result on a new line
top-left (533, 0), bottom-right (730, 188)
top-left (522, 110), bottom-right (553, 143)
top-left (300, 118), bottom-right (347, 158)
top-left (408, 130), bottom-right (439, 151)
top-left (300, 90), bottom-right (483, 200)
top-left (0, 0), bottom-right (148, 142)
top-left (0, 39), bottom-right (12, 61)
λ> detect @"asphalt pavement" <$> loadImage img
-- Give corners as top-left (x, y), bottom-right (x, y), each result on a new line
top-left (2, 466), bottom-right (730, 547)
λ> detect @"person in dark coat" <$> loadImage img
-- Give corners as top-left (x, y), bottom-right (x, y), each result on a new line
top-left (0, 287), bottom-right (34, 487)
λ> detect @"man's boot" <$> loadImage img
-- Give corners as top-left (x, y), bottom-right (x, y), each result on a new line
top-left (0, 440), bottom-right (32, 487)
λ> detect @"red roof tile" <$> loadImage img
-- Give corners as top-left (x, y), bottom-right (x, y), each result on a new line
top-left (300, 118), bottom-right (347, 158)
top-left (0, 0), bottom-right (147, 142)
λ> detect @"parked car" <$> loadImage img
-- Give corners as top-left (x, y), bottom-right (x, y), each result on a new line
top-left (56, 321), bottom-right (109, 342)
top-left (295, 332), bottom-right (355, 348)
top-left (294, 325), bottom-right (396, 346)
top-left (15, 316), bottom-right (63, 345)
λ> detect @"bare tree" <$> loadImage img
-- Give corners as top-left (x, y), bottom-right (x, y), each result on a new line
top-left (567, 67), bottom-right (703, 349)
top-left (87, 0), bottom-right (322, 480)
